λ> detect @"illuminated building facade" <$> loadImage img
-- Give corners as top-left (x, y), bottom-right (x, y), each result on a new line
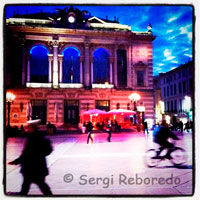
top-left (5, 6), bottom-right (155, 127)
top-left (154, 61), bottom-right (194, 123)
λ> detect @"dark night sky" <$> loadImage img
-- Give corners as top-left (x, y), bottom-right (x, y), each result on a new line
top-left (5, 4), bottom-right (193, 75)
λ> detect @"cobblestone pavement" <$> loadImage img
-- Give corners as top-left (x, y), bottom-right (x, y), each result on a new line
top-left (5, 131), bottom-right (193, 196)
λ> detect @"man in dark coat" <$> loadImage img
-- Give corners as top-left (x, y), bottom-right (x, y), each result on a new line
top-left (9, 121), bottom-right (53, 195)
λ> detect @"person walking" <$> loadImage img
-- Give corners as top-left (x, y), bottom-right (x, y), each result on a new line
top-left (106, 120), bottom-right (112, 142)
top-left (86, 121), bottom-right (93, 144)
top-left (9, 120), bottom-right (53, 195)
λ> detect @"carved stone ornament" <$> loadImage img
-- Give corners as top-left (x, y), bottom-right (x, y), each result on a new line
top-left (68, 93), bottom-right (76, 98)
top-left (35, 92), bottom-right (43, 98)
top-left (99, 93), bottom-right (106, 98)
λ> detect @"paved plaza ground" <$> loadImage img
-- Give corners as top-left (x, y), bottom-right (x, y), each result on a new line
top-left (5, 130), bottom-right (193, 196)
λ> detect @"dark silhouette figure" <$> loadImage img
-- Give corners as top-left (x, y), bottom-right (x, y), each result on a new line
top-left (172, 115), bottom-right (177, 130)
top-left (106, 120), bottom-right (112, 142)
top-left (114, 120), bottom-right (121, 132)
top-left (178, 121), bottom-right (183, 133)
top-left (184, 121), bottom-right (190, 132)
top-left (86, 121), bottom-right (93, 144)
top-left (20, 125), bottom-right (25, 135)
top-left (9, 123), bottom-right (53, 195)
top-left (143, 121), bottom-right (149, 134)
top-left (47, 122), bottom-right (56, 135)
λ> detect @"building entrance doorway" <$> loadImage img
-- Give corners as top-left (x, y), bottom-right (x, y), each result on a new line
top-left (64, 100), bottom-right (79, 124)
top-left (31, 100), bottom-right (47, 125)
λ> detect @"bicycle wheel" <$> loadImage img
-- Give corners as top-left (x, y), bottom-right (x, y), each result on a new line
top-left (170, 147), bottom-right (187, 166)
top-left (145, 149), bottom-right (160, 167)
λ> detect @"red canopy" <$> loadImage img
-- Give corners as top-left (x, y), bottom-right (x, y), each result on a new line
top-left (80, 109), bottom-right (108, 125)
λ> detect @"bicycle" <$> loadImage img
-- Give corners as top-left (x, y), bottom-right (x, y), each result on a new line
top-left (145, 142), bottom-right (187, 168)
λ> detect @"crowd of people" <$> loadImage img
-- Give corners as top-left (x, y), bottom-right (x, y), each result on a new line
top-left (170, 119), bottom-right (193, 133)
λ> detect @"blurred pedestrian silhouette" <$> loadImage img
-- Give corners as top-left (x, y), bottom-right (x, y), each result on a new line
top-left (178, 120), bottom-right (183, 133)
top-left (184, 120), bottom-right (190, 132)
top-left (9, 120), bottom-right (53, 195)
top-left (106, 120), bottom-right (112, 142)
top-left (143, 120), bottom-right (149, 134)
top-left (86, 121), bottom-right (93, 144)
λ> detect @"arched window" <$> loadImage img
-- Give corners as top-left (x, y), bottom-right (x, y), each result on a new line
top-left (30, 45), bottom-right (49, 83)
top-left (62, 47), bottom-right (80, 83)
top-left (93, 48), bottom-right (110, 84)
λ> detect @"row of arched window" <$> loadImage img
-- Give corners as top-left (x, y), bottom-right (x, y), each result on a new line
top-left (30, 45), bottom-right (110, 84)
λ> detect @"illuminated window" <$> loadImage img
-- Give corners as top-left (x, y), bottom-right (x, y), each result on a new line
top-left (62, 47), bottom-right (80, 83)
top-left (179, 99), bottom-right (182, 112)
top-left (93, 48), bottom-right (110, 84)
top-left (96, 100), bottom-right (110, 111)
top-left (164, 102), bottom-right (167, 112)
top-left (30, 45), bottom-right (49, 83)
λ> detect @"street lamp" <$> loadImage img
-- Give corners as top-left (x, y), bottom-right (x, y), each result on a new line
top-left (6, 92), bottom-right (15, 127)
top-left (129, 93), bottom-right (141, 124)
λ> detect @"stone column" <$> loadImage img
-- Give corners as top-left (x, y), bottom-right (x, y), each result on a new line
top-left (80, 56), bottom-right (84, 84)
top-left (21, 42), bottom-right (26, 85)
top-left (26, 54), bottom-right (30, 82)
top-left (127, 45), bottom-right (132, 88)
top-left (90, 56), bottom-right (94, 84)
top-left (114, 45), bottom-right (118, 87)
top-left (109, 57), bottom-right (114, 84)
top-left (48, 54), bottom-right (53, 83)
top-left (52, 41), bottom-right (59, 88)
top-left (58, 55), bottom-right (63, 83)
top-left (84, 42), bottom-right (90, 87)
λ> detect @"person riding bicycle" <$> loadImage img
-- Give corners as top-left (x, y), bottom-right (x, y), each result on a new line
top-left (153, 120), bottom-right (179, 157)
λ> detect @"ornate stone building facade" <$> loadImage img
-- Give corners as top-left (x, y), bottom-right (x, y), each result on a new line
top-left (5, 6), bottom-right (155, 127)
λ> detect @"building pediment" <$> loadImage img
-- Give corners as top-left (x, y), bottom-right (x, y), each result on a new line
top-left (88, 16), bottom-right (106, 24)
